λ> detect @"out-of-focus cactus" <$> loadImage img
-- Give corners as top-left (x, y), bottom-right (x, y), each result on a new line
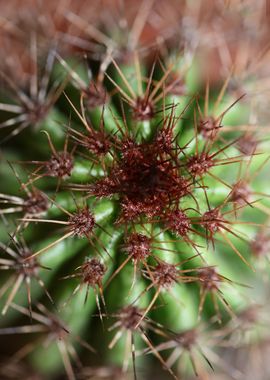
top-left (1, 1), bottom-right (270, 380)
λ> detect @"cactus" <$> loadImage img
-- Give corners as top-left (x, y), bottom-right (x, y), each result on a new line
top-left (1, 1), bottom-right (270, 380)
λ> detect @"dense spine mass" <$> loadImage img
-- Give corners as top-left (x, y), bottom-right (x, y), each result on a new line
top-left (0, 1), bottom-right (270, 380)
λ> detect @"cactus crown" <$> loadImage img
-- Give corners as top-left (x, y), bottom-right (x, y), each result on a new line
top-left (1, 2), bottom-right (270, 380)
